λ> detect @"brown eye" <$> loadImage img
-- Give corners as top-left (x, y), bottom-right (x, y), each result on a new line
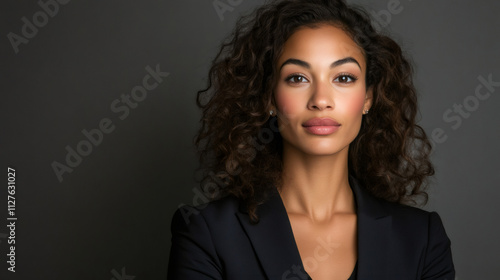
top-left (285, 75), bottom-right (308, 84)
top-left (334, 74), bottom-right (358, 84)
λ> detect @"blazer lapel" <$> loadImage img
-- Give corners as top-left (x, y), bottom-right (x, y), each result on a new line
top-left (349, 175), bottom-right (393, 278)
top-left (235, 188), bottom-right (310, 280)
top-left (235, 176), bottom-right (393, 279)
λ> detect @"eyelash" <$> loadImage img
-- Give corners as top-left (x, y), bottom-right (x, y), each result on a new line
top-left (284, 72), bottom-right (359, 84)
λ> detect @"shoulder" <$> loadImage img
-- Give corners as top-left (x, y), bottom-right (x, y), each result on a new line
top-left (371, 196), bottom-right (449, 238)
top-left (360, 192), bottom-right (455, 277)
top-left (170, 195), bottom-right (242, 234)
top-left (374, 197), bottom-right (455, 276)
top-left (351, 175), bottom-right (434, 227)
top-left (382, 198), bottom-right (432, 221)
top-left (355, 180), bottom-right (452, 249)
top-left (168, 195), bottom-right (244, 279)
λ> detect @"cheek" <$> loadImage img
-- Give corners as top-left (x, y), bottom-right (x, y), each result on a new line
top-left (274, 87), bottom-right (301, 116)
top-left (338, 90), bottom-right (366, 117)
top-left (274, 87), bottom-right (305, 134)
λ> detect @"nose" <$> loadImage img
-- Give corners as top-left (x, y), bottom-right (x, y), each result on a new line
top-left (307, 79), bottom-right (334, 111)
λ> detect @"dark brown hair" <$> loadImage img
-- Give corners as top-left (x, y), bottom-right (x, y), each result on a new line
top-left (195, 0), bottom-right (434, 222)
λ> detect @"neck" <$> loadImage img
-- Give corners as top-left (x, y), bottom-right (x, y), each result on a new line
top-left (279, 142), bottom-right (355, 222)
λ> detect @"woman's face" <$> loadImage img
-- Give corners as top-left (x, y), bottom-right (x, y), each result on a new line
top-left (273, 24), bottom-right (372, 157)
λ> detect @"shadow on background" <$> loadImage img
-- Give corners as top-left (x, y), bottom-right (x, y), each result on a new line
top-left (1, 0), bottom-right (499, 279)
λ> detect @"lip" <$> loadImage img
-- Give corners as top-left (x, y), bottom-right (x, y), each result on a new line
top-left (302, 117), bottom-right (340, 127)
top-left (302, 117), bottom-right (341, 135)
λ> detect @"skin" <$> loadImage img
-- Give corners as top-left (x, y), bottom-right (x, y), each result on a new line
top-left (270, 24), bottom-right (372, 280)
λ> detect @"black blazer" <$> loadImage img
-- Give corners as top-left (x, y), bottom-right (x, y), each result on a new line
top-left (168, 176), bottom-right (455, 279)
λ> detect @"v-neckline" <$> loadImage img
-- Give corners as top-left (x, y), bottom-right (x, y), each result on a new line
top-left (277, 184), bottom-right (359, 280)
top-left (234, 174), bottom-right (391, 279)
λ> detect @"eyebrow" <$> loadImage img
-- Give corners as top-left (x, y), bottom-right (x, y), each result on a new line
top-left (279, 57), bottom-right (361, 71)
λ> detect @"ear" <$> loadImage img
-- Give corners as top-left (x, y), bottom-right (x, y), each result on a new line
top-left (269, 94), bottom-right (278, 116)
top-left (363, 86), bottom-right (373, 114)
top-left (267, 102), bottom-right (276, 116)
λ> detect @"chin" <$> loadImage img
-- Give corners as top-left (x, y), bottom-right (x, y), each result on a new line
top-left (297, 142), bottom-right (349, 157)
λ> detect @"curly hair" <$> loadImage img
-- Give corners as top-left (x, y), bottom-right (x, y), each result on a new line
top-left (195, 0), bottom-right (434, 223)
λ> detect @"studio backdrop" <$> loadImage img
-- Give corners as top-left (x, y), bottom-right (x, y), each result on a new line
top-left (1, 0), bottom-right (499, 279)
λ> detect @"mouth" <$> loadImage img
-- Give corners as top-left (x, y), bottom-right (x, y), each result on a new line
top-left (302, 118), bottom-right (341, 135)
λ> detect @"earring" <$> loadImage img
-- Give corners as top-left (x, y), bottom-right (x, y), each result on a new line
top-left (364, 109), bottom-right (369, 114)
top-left (269, 110), bottom-right (274, 116)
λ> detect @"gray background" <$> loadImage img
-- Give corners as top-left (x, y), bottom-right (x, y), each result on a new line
top-left (1, 0), bottom-right (499, 279)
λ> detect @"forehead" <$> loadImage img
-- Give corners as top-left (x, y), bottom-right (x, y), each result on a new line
top-left (277, 24), bottom-right (366, 69)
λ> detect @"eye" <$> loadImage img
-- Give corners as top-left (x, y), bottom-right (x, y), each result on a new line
top-left (285, 74), bottom-right (309, 84)
top-left (334, 73), bottom-right (358, 84)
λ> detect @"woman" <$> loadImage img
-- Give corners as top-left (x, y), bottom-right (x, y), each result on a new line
top-left (168, 0), bottom-right (455, 279)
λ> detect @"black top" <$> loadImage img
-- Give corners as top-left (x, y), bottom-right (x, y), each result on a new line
top-left (347, 261), bottom-right (358, 280)
top-left (305, 261), bottom-right (357, 280)
top-left (168, 175), bottom-right (455, 279)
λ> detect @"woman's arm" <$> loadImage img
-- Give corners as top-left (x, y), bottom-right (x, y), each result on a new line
top-left (421, 212), bottom-right (455, 279)
top-left (167, 206), bottom-right (223, 280)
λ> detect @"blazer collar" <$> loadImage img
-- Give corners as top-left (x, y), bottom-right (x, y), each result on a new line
top-left (235, 187), bottom-right (306, 279)
top-left (235, 175), bottom-right (392, 279)
top-left (349, 175), bottom-right (393, 278)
